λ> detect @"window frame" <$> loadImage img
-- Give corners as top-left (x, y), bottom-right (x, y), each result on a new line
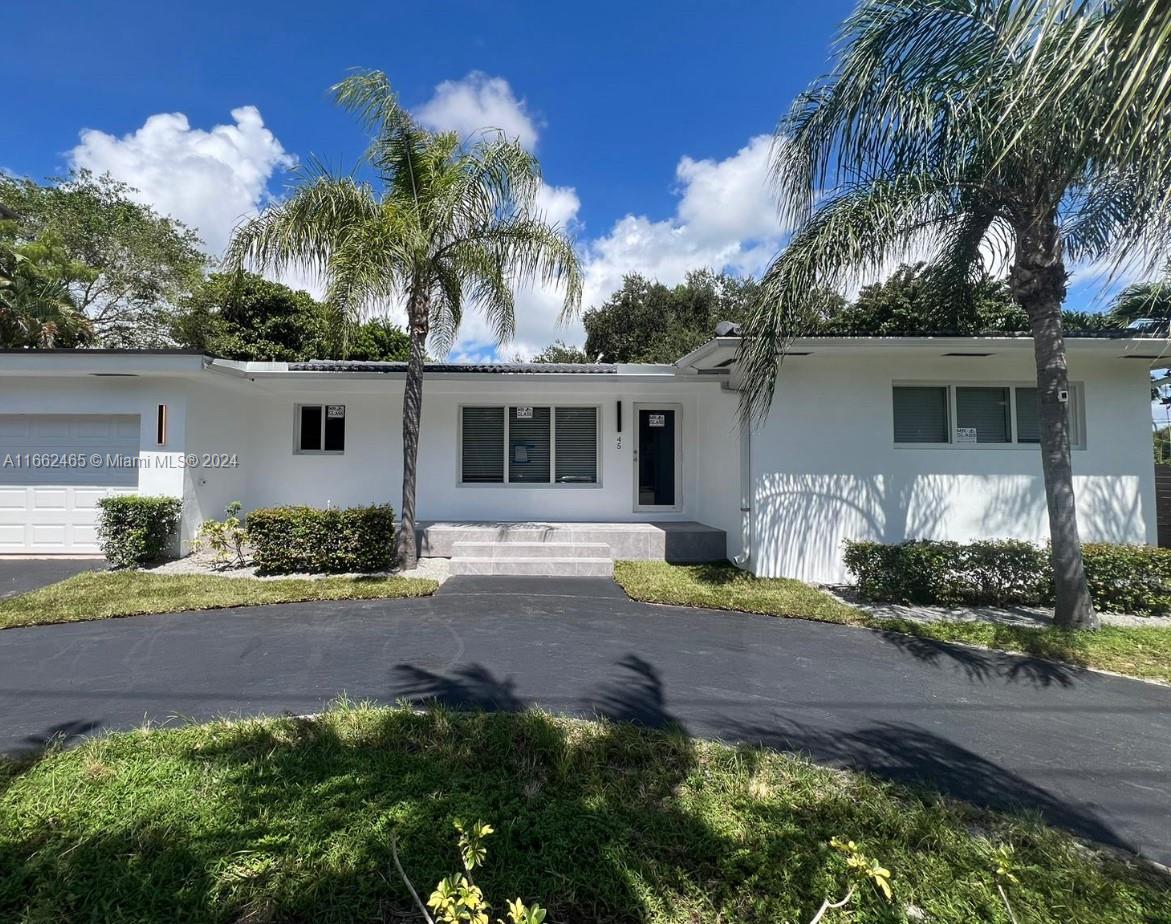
top-left (892, 381), bottom-right (1085, 450)
top-left (293, 403), bottom-right (346, 455)
top-left (457, 403), bottom-right (603, 488)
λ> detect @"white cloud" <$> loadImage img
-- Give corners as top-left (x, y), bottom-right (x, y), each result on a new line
top-left (69, 106), bottom-right (294, 255)
top-left (480, 135), bottom-right (789, 360)
top-left (534, 182), bottom-right (581, 232)
top-left (416, 72), bottom-right (540, 150)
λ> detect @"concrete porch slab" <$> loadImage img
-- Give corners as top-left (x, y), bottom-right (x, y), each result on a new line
top-left (417, 521), bottom-right (726, 563)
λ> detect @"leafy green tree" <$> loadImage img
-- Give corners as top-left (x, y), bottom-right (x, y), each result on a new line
top-left (345, 317), bottom-right (411, 362)
top-left (525, 340), bottom-right (590, 364)
top-left (1154, 426), bottom-right (1171, 466)
top-left (0, 222), bottom-right (94, 348)
top-left (820, 264), bottom-right (1025, 335)
top-left (172, 272), bottom-right (412, 362)
top-left (226, 70), bottom-right (581, 568)
top-left (0, 171), bottom-right (206, 347)
top-left (818, 262), bottom-right (1117, 336)
top-left (740, 0), bottom-right (1171, 628)
top-left (583, 269), bottom-right (761, 363)
top-left (173, 272), bottom-right (333, 361)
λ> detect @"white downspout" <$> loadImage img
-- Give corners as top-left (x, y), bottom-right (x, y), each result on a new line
top-left (732, 419), bottom-right (752, 569)
top-left (723, 382), bottom-right (752, 570)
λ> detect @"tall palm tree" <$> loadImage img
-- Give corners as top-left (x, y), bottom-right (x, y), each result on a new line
top-left (740, 0), bottom-right (1170, 629)
top-left (227, 71), bottom-right (582, 569)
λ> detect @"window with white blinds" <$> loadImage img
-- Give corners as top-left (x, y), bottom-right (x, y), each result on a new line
top-left (460, 405), bottom-right (599, 485)
top-left (893, 383), bottom-right (1084, 447)
top-left (554, 407), bottom-right (598, 483)
top-left (461, 407), bottom-right (505, 482)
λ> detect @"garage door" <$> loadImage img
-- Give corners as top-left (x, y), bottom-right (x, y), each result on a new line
top-left (0, 415), bottom-right (140, 554)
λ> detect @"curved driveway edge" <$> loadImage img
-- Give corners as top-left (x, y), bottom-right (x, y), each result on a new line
top-left (3, 575), bottom-right (1170, 866)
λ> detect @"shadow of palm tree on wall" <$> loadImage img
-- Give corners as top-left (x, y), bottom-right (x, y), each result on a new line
top-left (753, 471), bottom-right (952, 579)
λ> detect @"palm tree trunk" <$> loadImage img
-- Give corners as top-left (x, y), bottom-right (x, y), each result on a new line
top-left (1010, 213), bottom-right (1098, 629)
top-left (395, 288), bottom-right (429, 571)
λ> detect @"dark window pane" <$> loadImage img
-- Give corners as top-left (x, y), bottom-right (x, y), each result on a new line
top-left (324, 408), bottom-right (345, 451)
top-left (299, 405), bottom-right (322, 451)
top-left (462, 407), bottom-right (504, 483)
top-left (508, 406), bottom-right (551, 483)
top-left (893, 387), bottom-right (948, 443)
top-left (1015, 387), bottom-right (1040, 442)
top-left (956, 387), bottom-right (1010, 443)
top-left (555, 407), bottom-right (598, 483)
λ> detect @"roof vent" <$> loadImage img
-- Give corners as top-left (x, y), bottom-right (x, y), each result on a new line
top-left (714, 320), bottom-right (742, 337)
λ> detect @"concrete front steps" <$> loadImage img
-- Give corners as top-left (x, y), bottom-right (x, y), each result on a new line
top-left (449, 540), bottom-right (613, 576)
top-left (418, 521), bottom-right (727, 577)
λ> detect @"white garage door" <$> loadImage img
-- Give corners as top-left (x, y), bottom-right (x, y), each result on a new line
top-left (0, 415), bottom-right (140, 554)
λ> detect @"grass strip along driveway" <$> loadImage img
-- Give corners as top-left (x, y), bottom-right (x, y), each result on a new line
top-left (614, 561), bottom-right (1171, 684)
top-left (0, 571), bottom-right (438, 629)
top-left (1, 704), bottom-right (1167, 923)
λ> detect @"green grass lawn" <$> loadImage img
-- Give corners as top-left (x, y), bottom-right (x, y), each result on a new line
top-left (614, 561), bottom-right (1171, 684)
top-left (1, 704), bottom-right (1165, 923)
top-left (0, 570), bottom-right (438, 629)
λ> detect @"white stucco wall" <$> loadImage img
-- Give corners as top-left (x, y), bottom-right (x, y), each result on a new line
top-left (745, 351), bottom-right (1157, 583)
top-left (231, 375), bottom-right (739, 527)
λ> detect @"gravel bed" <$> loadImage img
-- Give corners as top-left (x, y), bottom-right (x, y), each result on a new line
top-left (824, 585), bottom-right (1171, 628)
top-left (146, 553), bottom-right (450, 584)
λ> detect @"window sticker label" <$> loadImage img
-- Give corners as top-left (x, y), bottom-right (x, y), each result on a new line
top-left (955, 427), bottom-right (977, 443)
top-left (327, 405), bottom-right (346, 418)
top-left (648, 413), bottom-right (666, 428)
top-left (515, 406), bottom-right (533, 419)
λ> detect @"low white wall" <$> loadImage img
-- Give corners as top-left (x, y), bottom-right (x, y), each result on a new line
top-left (747, 352), bottom-right (1157, 583)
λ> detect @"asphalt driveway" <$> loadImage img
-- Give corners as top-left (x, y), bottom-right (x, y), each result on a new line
top-left (0, 557), bottom-right (104, 598)
top-left (2, 575), bottom-right (1170, 864)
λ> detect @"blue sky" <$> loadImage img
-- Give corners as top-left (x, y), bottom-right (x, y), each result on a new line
top-left (4, 0), bottom-right (1122, 357)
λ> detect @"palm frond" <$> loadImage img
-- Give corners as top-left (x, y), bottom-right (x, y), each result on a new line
top-left (740, 168), bottom-right (961, 421)
top-left (224, 173), bottom-right (381, 282)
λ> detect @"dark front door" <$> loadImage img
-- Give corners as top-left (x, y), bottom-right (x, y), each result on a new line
top-left (637, 408), bottom-right (676, 507)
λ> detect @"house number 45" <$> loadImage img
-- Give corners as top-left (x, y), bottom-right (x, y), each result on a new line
top-left (616, 435), bottom-right (623, 450)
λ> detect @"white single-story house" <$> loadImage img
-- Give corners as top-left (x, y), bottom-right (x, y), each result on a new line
top-left (0, 330), bottom-right (1160, 581)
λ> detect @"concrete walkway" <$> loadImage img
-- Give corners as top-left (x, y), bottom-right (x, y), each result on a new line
top-left (2, 575), bottom-right (1170, 865)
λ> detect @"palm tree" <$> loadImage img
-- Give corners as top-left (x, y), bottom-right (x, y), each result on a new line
top-left (1006, 2), bottom-right (1171, 169)
top-left (740, 0), bottom-right (1170, 629)
top-left (227, 71), bottom-right (582, 569)
top-left (1108, 281), bottom-right (1171, 326)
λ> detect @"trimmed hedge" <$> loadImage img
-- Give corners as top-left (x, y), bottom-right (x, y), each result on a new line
top-left (247, 504), bottom-right (395, 575)
top-left (96, 496), bottom-right (182, 568)
top-left (843, 538), bottom-right (1171, 616)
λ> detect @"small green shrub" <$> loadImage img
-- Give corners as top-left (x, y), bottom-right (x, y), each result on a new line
top-left (1083, 543), bottom-right (1171, 616)
top-left (842, 540), bottom-right (967, 604)
top-left (96, 496), bottom-right (182, 568)
top-left (196, 501), bottom-right (247, 568)
top-left (247, 503), bottom-right (395, 574)
top-left (844, 538), bottom-right (1171, 615)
